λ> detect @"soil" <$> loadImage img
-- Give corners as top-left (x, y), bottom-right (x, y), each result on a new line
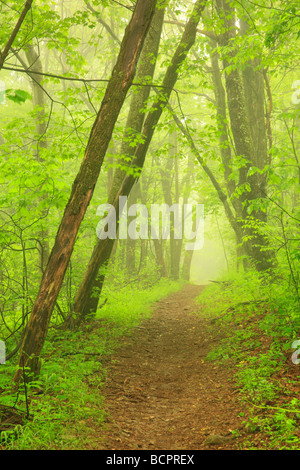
top-left (95, 283), bottom-right (248, 450)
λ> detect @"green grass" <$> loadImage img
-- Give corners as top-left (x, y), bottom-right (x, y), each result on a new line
top-left (0, 278), bottom-right (184, 450)
top-left (196, 268), bottom-right (300, 450)
top-left (99, 277), bottom-right (185, 329)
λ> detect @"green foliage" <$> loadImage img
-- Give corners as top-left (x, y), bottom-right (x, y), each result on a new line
top-left (198, 265), bottom-right (300, 449)
top-left (5, 89), bottom-right (32, 105)
top-left (245, 399), bottom-right (300, 450)
top-left (264, 2), bottom-right (300, 48)
top-left (100, 277), bottom-right (185, 331)
top-left (0, 279), bottom-right (183, 449)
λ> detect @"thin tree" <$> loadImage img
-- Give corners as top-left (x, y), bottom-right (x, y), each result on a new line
top-left (13, 0), bottom-right (157, 386)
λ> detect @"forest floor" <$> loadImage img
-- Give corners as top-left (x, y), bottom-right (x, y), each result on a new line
top-left (2, 282), bottom-right (298, 450)
top-left (89, 283), bottom-right (251, 450)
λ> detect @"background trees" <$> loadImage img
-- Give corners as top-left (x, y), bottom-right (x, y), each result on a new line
top-left (0, 0), bottom-right (299, 386)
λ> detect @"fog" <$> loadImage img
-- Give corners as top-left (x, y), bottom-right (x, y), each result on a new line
top-left (190, 228), bottom-right (229, 286)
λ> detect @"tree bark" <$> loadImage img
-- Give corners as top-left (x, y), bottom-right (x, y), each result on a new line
top-left (13, 45), bottom-right (51, 274)
top-left (13, 0), bottom-right (157, 385)
top-left (181, 247), bottom-right (194, 281)
top-left (159, 130), bottom-right (182, 280)
top-left (108, 7), bottom-right (166, 204)
top-left (72, 0), bottom-right (207, 322)
top-left (24, 45), bottom-right (50, 273)
top-left (72, 6), bottom-right (166, 319)
top-left (217, 0), bottom-right (276, 272)
top-left (0, 0), bottom-right (33, 69)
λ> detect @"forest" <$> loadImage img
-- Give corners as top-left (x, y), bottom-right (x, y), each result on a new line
top-left (0, 0), bottom-right (299, 452)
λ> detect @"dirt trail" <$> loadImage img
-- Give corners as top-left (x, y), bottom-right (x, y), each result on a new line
top-left (96, 284), bottom-right (246, 450)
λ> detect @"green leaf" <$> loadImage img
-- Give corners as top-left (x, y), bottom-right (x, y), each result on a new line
top-left (5, 89), bottom-right (32, 105)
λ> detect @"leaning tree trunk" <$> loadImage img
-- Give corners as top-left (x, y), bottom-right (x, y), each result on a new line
top-left (72, 0), bottom-right (208, 323)
top-left (13, 0), bottom-right (157, 385)
top-left (72, 6), bottom-right (166, 320)
top-left (0, 0), bottom-right (33, 69)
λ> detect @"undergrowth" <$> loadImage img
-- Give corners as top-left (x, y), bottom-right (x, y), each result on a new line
top-left (0, 277), bottom-right (184, 450)
top-left (197, 269), bottom-right (300, 450)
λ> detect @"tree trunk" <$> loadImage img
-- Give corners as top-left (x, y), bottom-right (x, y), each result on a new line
top-left (153, 238), bottom-right (168, 278)
top-left (139, 179), bottom-right (168, 277)
top-left (126, 184), bottom-right (138, 275)
top-left (0, 0), bottom-right (33, 69)
top-left (24, 45), bottom-right (50, 273)
top-left (159, 130), bottom-right (182, 280)
top-left (217, 0), bottom-right (276, 272)
top-left (13, 0), bottom-right (157, 385)
top-left (72, 6), bottom-right (166, 319)
top-left (181, 248), bottom-right (193, 281)
top-left (209, 42), bottom-right (248, 267)
top-left (73, 0), bottom-right (207, 322)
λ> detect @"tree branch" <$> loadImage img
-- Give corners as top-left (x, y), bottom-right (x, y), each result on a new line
top-left (0, 0), bottom-right (33, 69)
top-left (164, 19), bottom-right (217, 40)
top-left (86, 2), bottom-right (121, 44)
